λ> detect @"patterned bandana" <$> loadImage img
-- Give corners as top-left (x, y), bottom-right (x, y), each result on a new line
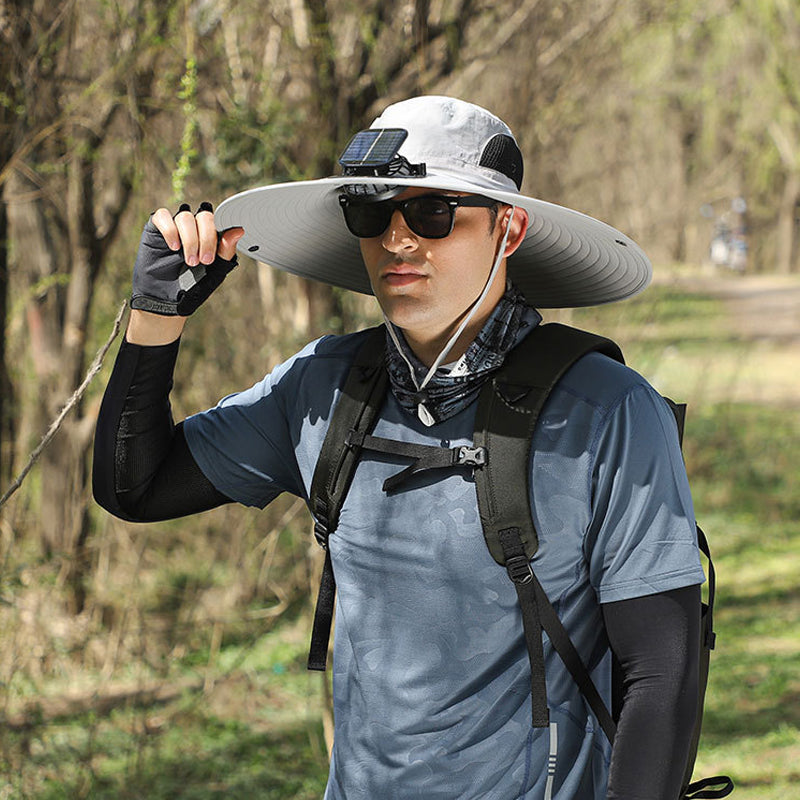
top-left (385, 283), bottom-right (540, 424)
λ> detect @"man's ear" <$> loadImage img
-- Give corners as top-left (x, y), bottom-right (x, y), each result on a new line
top-left (501, 207), bottom-right (529, 258)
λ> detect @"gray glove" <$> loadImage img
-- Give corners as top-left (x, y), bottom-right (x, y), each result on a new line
top-left (130, 218), bottom-right (238, 316)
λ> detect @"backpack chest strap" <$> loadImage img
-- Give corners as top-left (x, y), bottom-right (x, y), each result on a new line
top-left (346, 430), bottom-right (486, 492)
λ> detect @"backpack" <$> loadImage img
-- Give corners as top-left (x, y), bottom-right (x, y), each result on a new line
top-left (306, 321), bottom-right (734, 799)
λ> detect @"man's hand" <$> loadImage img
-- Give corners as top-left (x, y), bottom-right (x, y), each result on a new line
top-left (127, 202), bottom-right (244, 345)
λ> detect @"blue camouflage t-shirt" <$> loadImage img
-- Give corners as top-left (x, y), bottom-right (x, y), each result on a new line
top-left (183, 322), bottom-right (705, 800)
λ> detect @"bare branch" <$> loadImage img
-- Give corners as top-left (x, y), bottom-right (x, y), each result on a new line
top-left (0, 298), bottom-right (127, 510)
top-left (537, 0), bottom-right (619, 68)
top-left (440, 2), bottom-right (542, 97)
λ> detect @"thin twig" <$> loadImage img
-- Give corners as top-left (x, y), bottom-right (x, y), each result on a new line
top-left (0, 299), bottom-right (128, 510)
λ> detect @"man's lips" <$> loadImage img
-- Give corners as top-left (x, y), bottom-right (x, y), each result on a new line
top-left (380, 264), bottom-right (426, 287)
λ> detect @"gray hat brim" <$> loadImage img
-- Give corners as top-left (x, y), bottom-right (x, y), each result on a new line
top-left (215, 174), bottom-right (651, 309)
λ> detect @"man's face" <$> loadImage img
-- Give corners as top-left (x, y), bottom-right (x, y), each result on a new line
top-left (359, 187), bottom-right (517, 358)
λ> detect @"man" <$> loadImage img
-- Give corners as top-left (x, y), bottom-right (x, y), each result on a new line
top-left (94, 96), bottom-right (705, 799)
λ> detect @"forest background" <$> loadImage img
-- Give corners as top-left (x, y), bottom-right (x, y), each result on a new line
top-left (0, 0), bottom-right (798, 797)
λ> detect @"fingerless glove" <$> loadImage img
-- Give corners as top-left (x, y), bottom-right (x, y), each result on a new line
top-left (130, 219), bottom-right (238, 316)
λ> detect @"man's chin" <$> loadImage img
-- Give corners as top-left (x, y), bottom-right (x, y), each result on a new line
top-left (376, 296), bottom-right (433, 331)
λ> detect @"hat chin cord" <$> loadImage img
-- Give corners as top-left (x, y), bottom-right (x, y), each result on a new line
top-left (384, 205), bottom-right (517, 426)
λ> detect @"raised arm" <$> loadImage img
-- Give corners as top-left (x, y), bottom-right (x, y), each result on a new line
top-left (93, 203), bottom-right (243, 521)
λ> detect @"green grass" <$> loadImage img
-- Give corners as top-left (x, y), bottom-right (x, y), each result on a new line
top-left (0, 619), bottom-right (330, 799)
top-left (5, 715), bottom-right (328, 799)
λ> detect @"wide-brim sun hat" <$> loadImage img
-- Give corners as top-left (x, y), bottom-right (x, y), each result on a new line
top-left (215, 96), bottom-right (651, 308)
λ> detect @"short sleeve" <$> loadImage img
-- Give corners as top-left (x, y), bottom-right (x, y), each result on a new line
top-left (586, 384), bottom-right (706, 603)
top-left (182, 337), bottom-right (345, 509)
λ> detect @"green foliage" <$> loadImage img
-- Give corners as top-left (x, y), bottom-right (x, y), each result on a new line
top-left (172, 56), bottom-right (200, 204)
top-left (0, 90), bottom-right (25, 117)
top-left (599, 0), bottom-right (800, 267)
top-left (0, 610), bottom-right (329, 799)
top-left (210, 103), bottom-right (305, 189)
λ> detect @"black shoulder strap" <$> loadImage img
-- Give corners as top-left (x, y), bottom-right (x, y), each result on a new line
top-left (307, 325), bottom-right (387, 671)
top-left (474, 322), bottom-right (624, 566)
top-left (309, 325), bottom-right (387, 547)
top-left (473, 322), bottom-right (623, 731)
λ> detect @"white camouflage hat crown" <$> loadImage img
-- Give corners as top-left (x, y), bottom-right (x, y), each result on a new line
top-left (215, 95), bottom-right (652, 308)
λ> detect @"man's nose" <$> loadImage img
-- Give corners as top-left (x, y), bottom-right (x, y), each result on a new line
top-left (381, 209), bottom-right (418, 251)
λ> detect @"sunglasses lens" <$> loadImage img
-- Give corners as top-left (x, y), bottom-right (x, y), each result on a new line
top-left (342, 202), bottom-right (392, 238)
top-left (404, 197), bottom-right (453, 238)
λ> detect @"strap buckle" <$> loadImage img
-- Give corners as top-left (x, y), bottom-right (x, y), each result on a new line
top-left (456, 445), bottom-right (487, 467)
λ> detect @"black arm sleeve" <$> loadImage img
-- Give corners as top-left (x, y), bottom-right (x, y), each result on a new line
top-left (92, 336), bottom-right (231, 521)
top-left (603, 585), bottom-right (701, 800)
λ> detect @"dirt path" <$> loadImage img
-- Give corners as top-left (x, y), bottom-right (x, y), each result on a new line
top-left (651, 270), bottom-right (800, 406)
top-left (663, 272), bottom-right (800, 342)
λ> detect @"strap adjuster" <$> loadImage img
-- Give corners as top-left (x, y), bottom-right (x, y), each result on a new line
top-left (313, 498), bottom-right (330, 548)
top-left (506, 554), bottom-right (533, 584)
top-left (313, 521), bottom-right (329, 548)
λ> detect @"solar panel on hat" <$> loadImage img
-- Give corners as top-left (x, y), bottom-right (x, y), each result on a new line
top-left (339, 129), bottom-right (408, 174)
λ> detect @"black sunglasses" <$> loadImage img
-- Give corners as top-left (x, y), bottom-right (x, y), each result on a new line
top-left (339, 193), bottom-right (498, 239)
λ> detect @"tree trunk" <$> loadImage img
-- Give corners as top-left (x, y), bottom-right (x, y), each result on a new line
top-left (0, 197), bottom-right (12, 486)
top-left (40, 144), bottom-right (105, 610)
top-left (5, 162), bottom-right (94, 610)
top-left (669, 96), bottom-right (701, 264)
top-left (776, 170), bottom-right (799, 274)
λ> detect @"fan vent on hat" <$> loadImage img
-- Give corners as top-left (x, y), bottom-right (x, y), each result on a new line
top-left (479, 134), bottom-right (524, 189)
